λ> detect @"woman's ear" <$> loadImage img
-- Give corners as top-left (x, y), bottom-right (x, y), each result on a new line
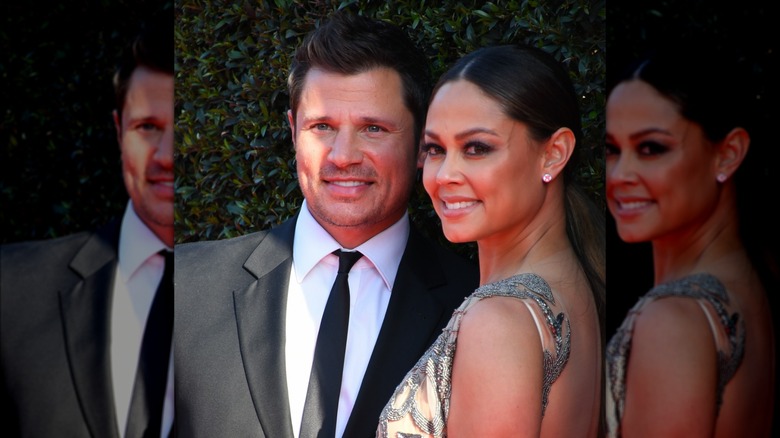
top-left (715, 127), bottom-right (750, 182)
top-left (541, 127), bottom-right (576, 183)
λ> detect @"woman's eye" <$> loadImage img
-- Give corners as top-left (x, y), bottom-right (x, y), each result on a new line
top-left (422, 143), bottom-right (444, 156)
top-left (605, 142), bottom-right (619, 156)
top-left (638, 141), bottom-right (669, 156)
top-left (464, 141), bottom-right (492, 156)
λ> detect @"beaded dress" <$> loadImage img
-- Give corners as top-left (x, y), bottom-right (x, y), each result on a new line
top-left (376, 273), bottom-right (570, 438)
top-left (605, 273), bottom-right (745, 437)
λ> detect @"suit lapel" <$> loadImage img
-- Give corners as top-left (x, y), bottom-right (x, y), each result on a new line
top-left (344, 226), bottom-right (451, 437)
top-left (234, 217), bottom-right (296, 438)
top-left (58, 220), bottom-right (121, 438)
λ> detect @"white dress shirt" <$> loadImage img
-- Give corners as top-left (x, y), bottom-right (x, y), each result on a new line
top-left (286, 200), bottom-right (409, 438)
top-left (110, 201), bottom-right (174, 437)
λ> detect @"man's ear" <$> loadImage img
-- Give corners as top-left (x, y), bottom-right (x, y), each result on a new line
top-left (541, 127), bottom-right (575, 183)
top-left (715, 127), bottom-right (750, 182)
top-left (113, 109), bottom-right (122, 147)
top-left (287, 109), bottom-right (296, 149)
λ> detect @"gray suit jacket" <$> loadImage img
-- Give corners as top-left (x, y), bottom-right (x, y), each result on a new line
top-left (1, 220), bottom-right (122, 437)
top-left (174, 216), bottom-right (479, 437)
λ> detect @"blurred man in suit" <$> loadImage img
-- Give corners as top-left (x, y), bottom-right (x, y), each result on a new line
top-left (1, 11), bottom-right (175, 437)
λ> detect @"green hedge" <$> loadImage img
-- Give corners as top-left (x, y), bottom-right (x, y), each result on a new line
top-left (1, 1), bottom-right (173, 244)
top-left (174, 0), bottom-right (606, 256)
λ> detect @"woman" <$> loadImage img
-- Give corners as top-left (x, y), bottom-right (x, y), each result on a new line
top-left (604, 44), bottom-right (776, 436)
top-left (377, 44), bottom-right (605, 437)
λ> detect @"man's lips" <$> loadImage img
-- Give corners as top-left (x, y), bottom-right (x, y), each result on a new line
top-left (323, 178), bottom-right (372, 197)
top-left (328, 180), bottom-right (368, 187)
top-left (148, 176), bottom-right (174, 198)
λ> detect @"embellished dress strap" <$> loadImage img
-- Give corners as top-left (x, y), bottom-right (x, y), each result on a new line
top-left (605, 273), bottom-right (745, 438)
top-left (467, 273), bottom-right (571, 413)
top-left (376, 273), bottom-right (570, 438)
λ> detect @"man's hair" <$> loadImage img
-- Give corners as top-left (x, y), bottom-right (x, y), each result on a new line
top-left (113, 10), bottom-right (174, 121)
top-left (287, 11), bottom-right (431, 148)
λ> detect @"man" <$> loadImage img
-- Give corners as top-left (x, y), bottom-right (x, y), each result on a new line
top-left (174, 11), bottom-right (479, 438)
top-left (1, 13), bottom-right (174, 438)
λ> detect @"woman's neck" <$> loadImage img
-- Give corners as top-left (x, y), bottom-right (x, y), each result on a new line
top-left (652, 199), bottom-right (745, 285)
top-left (477, 212), bottom-right (572, 285)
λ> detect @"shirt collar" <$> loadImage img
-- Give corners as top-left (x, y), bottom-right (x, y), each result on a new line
top-left (118, 200), bottom-right (170, 279)
top-left (293, 200), bottom-right (409, 290)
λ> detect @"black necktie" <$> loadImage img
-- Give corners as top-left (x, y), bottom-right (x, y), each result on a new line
top-left (300, 250), bottom-right (363, 438)
top-left (126, 250), bottom-right (173, 438)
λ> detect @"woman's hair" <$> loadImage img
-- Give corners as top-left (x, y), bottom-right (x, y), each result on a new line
top-left (611, 44), bottom-right (748, 142)
top-left (610, 40), bottom-right (780, 296)
top-left (432, 44), bottom-right (606, 336)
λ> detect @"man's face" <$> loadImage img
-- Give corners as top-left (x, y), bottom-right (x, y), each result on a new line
top-left (288, 67), bottom-right (418, 248)
top-left (114, 66), bottom-right (174, 246)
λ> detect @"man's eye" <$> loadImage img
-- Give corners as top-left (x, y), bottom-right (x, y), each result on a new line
top-left (139, 122), bottom-right (159, 131)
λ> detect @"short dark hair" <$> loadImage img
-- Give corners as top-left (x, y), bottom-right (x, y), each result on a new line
top-left (287, 11), bottom-right (431, 148)
top-left (113, 11), bottom-right (174, 121)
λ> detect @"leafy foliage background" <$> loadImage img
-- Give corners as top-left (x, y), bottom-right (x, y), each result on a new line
top-left (0, 1), bottom-right (173, 244)
top-left (174, 0), bottom-right (607, 257)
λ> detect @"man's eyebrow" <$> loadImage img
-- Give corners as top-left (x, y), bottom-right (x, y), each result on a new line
top-left (299, 115), bottom-right (331, 124)
top-left (128, 115), bottom-right (162, 122)
top-left (300, 115), bottom-right (401, 129)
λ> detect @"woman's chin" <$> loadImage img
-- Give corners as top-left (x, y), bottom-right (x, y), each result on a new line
top-left (442, 228), bottom-right (473, 244)
top-left (616, 228), bottom-right (649, 244)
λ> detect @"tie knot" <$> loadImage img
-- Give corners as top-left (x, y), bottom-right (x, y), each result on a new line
top-left (334, 249), bottom-right (362, 274)
top-left (159, 249), bottom-right (173, 263)
top-left (159, 249), bottom-right (173, 272)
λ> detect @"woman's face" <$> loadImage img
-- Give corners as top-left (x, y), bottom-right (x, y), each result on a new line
top-left (606, 79), bottom-right (720, 243)
top-left (422, 79), bottom-right (545, 244)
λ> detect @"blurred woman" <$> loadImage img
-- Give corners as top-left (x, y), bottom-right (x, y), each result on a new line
top-left (604, 44), bottom-right (776, 437)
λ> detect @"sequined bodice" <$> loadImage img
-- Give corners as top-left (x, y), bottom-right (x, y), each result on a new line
top-left (605, 273), bottom-right (745, 438)
top-left (376, 273), bottom-right (570, 438)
